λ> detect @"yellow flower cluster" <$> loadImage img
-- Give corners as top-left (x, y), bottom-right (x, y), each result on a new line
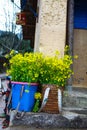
top-left (34, 92), bottom-right (42, 100)
top-left (39, 47), bottom-right (74, 86)
top-left (5, 46), bottom-right (76, 87)
top-left (6, 52), bottom-right (44, 83)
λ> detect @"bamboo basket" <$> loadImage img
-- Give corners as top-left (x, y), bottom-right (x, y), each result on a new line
top-left (41, 84), bottom-right (61, 114)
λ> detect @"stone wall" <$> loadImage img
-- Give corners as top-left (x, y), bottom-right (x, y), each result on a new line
top-left (39, 0), bottom-right (67, 56)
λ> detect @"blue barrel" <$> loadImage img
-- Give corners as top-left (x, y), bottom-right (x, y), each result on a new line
top-left (11, 81), bottom-right (38, 112)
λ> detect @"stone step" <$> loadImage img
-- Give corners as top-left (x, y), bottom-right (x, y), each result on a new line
top-left (62, 107), bottom-right (87, 118)
top-left (63, 90), bottom-right (87, 108)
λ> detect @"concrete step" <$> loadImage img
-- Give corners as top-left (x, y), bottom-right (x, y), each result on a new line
top-left (62, 107), bottom-right (87, 119)
top-left (63, 90), bottom-right (87, 108)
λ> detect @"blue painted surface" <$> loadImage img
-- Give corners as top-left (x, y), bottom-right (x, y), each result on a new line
top-left (12, 83), bottom-right (38, 112)
top-left (74, 0), bottom-right (87, 29)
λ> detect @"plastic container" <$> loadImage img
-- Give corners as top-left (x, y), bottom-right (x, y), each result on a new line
top-left (11, 81), bottom-right (38, 112)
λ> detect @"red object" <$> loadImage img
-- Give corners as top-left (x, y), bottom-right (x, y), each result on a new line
top-left (2, 120), bottom-right (9, 129)
top-left (11, 81), bottom-right (39, 86)
top-left (16, 12), bottom-right (36, 25)
top-left (16, 12), bottom-right (27, 25)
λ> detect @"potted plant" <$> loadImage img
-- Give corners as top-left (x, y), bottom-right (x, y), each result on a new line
top-left (38, 46), bottom-right (75, 113)
top-left (5, 46), bottom-right (76, 114)
top-left (5, 51), bottom-right (44, 112)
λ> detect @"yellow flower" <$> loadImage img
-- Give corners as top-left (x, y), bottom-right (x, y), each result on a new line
top-left (74, 55), bottom-right (78, 59)
top-left (3, 63), bottom-right (7, 67)
top-left (34, 92), bottom-right (42, 100)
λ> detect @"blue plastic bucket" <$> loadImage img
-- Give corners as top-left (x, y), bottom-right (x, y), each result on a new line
top-left (11, 81), bottom-right (38, 112)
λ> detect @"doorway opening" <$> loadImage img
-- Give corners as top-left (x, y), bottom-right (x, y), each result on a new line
top-left (21, 0), bottom-right (38, 50)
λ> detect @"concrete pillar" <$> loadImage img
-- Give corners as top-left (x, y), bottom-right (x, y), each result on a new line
top-left (34, 0), bottom-right (42, 52)
top-left (37, 0), bottom-right (68, 56)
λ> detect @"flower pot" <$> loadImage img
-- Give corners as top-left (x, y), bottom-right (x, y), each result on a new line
top-left (11, 81), bottom-right (38, 112)
top-left (41, 84), bottom-right (62, 114)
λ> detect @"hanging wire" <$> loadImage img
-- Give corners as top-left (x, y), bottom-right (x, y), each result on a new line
top-left (11, 0), bottom-right (21, 9)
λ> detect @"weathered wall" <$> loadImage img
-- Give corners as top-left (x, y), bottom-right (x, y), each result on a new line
top-left (73, 29), bottom-right (87, 88)
top-left (39, 0), bottom-right (67, 56)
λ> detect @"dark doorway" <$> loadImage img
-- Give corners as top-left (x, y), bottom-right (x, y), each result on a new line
top-left (21, 0), bottom-right (38, 49)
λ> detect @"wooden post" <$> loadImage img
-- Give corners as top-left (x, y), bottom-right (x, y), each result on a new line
top-left (66, 0), bottom-right (74, 91)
